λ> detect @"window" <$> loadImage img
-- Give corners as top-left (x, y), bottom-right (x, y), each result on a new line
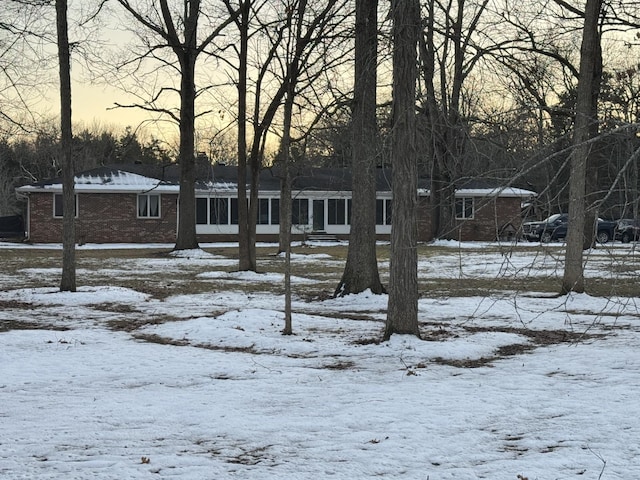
top-left (231, 198), bottom-right (240, 225)
top-left (270, 198), bottom-right (280, 225)
top-left (196, 198), bottom-right (208, 224)
top-left (257, 198), bottom-right (270, 225)
top-left (375, 199), bottom-right (392, 225)
top-left (196, 197), bottom-right (254, 226)
top-left (210, 198), bottom-right (229, 225)
top-left (328, 198), bottom-right (348, 225)
top-left (455, 197), bottom-right (474, 219)
top-left (257, 198), bottom-right (279, 225)
top-left (138, 194), bottom-right (160, 218)
top-left (53, 193), bottom-right (77, 218)
top-left (292, 198), bottom-right (309, 225)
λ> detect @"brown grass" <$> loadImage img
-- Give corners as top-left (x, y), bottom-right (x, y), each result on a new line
top-left (1, 243), bottom-right (637, 298)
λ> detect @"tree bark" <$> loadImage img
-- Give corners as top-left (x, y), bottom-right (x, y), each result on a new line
top-left (336, 0), bottom-right (384, 297)
top-left (384, 0), bottom-right (420, 340)
top-left (281, 85), bottom-right (295, 335)
top-left (237, 0), bottom-right (251, 270)
top-left (115, 0), bottom-right (236, 251)
top-left (56, 0), bottom-right (76, 292)
top-left (174, 51), bottom-right (199, 250)
top-left (562, 0), bottom-right (602, 294)
top-left (172, 0), bottom-right (199, 251)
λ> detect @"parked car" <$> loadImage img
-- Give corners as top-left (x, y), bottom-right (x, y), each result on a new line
top-left (615, 218), bottom-right (640, 243)
top-left (522, 213), bottom-right (568, 242)
top-left (522, 213), bottom-right (615, 243)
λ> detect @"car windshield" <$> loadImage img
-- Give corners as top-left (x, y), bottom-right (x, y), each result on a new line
top-left (545, 214), bottom-right (563, 223)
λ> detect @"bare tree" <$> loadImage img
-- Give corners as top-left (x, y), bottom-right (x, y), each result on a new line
top-left (0, 1), bottom-right (50, 135)
top-left (419, 0), bottom-right (492, 240)
top-left (562, 0), bottom-right (603, 294)
top-left (384, 0), bottom-right (420, 340)
top-left (56, 0), bottom-right (76, 292)
top-left (224, 0), bottom-right (347, 271)
top-left (113, 0), bottom-right (237, 251)
top-left (335, 0), bottom-right (384, 297)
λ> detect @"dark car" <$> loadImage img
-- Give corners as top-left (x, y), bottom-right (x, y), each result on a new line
top-left (615, 218), bottom-right (640, 243)
top-left (522, 213), bottom-right (568, 243)
top-left (522, 213), bottom-right (615, 243)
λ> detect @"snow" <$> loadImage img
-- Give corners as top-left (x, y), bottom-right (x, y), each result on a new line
top-left (1, 242), bottom-right (640, 479)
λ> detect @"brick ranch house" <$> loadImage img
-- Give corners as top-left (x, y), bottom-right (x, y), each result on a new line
top-left (15, 162), bottom-right (535, 244)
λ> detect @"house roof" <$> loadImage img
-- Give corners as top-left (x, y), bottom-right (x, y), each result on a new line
top-left (16, 162), bottom-right (536, 198)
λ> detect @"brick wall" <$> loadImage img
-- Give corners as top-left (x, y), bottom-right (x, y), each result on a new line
top-left (455, 196), bottom-right (523, 241)
top-left (416, 196), bottom-right (523, 242)
top-left (27, 191), bottom-right (523, 243)
top-left (28, 192), bottom-right (178, 243)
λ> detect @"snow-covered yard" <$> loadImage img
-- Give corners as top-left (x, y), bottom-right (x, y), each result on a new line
top-left (1, 241), bottom-right (640, 479)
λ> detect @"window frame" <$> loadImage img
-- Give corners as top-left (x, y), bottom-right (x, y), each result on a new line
top-left (209, 197), bottom-right (229, 225)
top-left (53, 193), bottom-right (78, 218)
top-left (375, 198), bottom-right (392, 225)
top-left (292, 198), bottom-right (309, 225)
top-left (196, 197), bottom-right (208, 225)
top-left (137, 193), bottom-right (161, 219)
top-left (256, 198), bottom-right (280, 225)
top-left (455, 197), bottom-right (474, 220)
top-left (327, 198), bottom-right (347, 225)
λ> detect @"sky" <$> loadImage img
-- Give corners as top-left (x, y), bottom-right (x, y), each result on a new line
top-left (1, 241), bottom-right (640, 479)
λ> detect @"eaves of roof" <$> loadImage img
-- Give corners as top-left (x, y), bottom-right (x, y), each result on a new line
top-left (15, 163), bottom-right (537, 198)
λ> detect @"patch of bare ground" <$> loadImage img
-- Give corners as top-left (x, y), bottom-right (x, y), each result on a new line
top-left (318, 360), bottom-right (357, 370)
top-left (0, 299), bottom-right (33, 310)
top-left (1, 300), bottom-right (72, 332)
top-left (108, 317), bottom-right (176, 333)
top-left (430, 325), bottom-right (601, 368)
top-left (107, 310), bottom-right (227, 333)
top-left (132, 332), bottom-right (260, 354)
top-left (1, 319), bottom-right (70, 333)
top-left (94, 303), bottom-right (138, 314)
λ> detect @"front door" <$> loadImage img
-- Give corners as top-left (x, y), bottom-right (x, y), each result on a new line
top-left (313, 200), bottom-right (325, 232)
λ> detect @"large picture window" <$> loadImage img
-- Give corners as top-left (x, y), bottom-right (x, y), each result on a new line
top-left (455, 197), bottom-right (474, 219)
top-left (53, 193), bottom-right (77, 218)
top-left (138, 194), bottom-right (160, 218)
top-left (196, 197), bottom-right (274, 226)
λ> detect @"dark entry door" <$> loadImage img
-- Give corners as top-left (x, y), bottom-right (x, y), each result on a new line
top-left (313, 200), bottom-right (325, 231)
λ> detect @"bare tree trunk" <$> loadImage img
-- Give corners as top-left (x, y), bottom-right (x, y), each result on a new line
top-left (562, 0), bottom-right (602, 294)
top-left (384, 0), bottom-right (420, 340)
top-left (237, 0), bottom-right (251, 271)
top-left (116, 0), bottom-right (236, 251)
top-left (56, 0), bottom-right (75, 292)
top-left (282, 165), bottom-right (293, 335)
top-left (248, 145), bottom-right (260, 270)
top-left (281, 90), bottom-right (294, 335)
top-left (336, 0), bottom-right (383, 296)
top-left (279, 172), bottom-right (293, 253)
top-left (235, 0), bottom-right (341, 272)
top-left (175, 52), bottom-right (198, 250)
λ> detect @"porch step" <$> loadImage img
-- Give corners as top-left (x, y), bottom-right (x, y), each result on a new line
top-left (307, 233), bottom-right (340, 242)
